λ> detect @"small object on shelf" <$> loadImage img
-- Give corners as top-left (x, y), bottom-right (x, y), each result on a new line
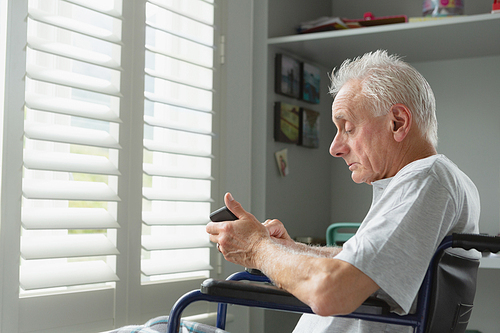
top-left (297, 13), bottom-right (407, 34)
top-left (493, 0), bottom-right (500, 13)
top-left (297, 17), bottom-right (348, 34)
top-left (423, 0), bottom-right (464, 17)
top-left (409, 16), bottom-right (464, 22)
top-left (342, 12), bottom-right (407, 28)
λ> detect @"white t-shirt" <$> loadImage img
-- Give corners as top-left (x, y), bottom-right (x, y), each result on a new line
top-left (293, 155), bottom-right (480, 333)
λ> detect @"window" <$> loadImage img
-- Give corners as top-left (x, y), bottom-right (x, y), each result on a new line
top-left (141, 0), bottom-right (215, 284)
top-left (0, 0), bottom-right (219, 331)
top-left (21, 0), bottom-right (122, 295)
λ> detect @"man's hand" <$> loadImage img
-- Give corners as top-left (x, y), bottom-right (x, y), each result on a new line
top-left (206, 193), bottom-right (380, 317)
top-left (263, 218), bottom-right (295, 247)
top-left (206, 193), bottom-right (271, 269)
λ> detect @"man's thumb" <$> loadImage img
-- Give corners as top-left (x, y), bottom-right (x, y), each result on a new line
top-left (224, 192), bottom-right (244, 219)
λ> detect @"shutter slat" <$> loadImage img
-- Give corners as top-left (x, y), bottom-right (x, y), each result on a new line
top-left (141, 259), bottom-right (212, 276)
top-left (27, 37), bottom-right (121, 70)
top-left (63, 0), bottom-right (123, 18)
top-left (143, 163), bottom-right (213, 180)
top-left (24, 121), bottom-right (121, 149)
top-left (23, 179), bottom-right (120, 201)
top-left (22, 208), bottom-right (119, 230)
top-left (26, 64), bottom-right (122, 97)
top-left (143, 139), bottom-right (212, 158)
top-left (145, 21), bottom-right (214, 49)
top-left (21, 234), bottom-right (119, 260)
top-left (145, 44), bottom-right (213, 70)
top-left (144, 115), bottom-right (214, 136)
top-left (142, 212), bottom-right (209, 226)
top-left (28, 7), bottom-right (122, 44)
top-left (24, 150), bottom-right (120, 175)
top-left (144, 68), bottom-right (214, 93)
top-left (148, 0), bottom-right (214, 27)
top-left (142, 235), bottom-right (211, 251)
top-left (144, 28), bottom-right (213, 69)
top-left (142, 188), bottom-right (212, 202)
top-left (20, 261), bottom-right (119, 291)
top-left (145, 91), bottom-right (213, 114)
top-left (25, 92), bottom-right (121, 123)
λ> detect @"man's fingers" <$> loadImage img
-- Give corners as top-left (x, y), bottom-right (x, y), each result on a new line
top-left (224, 192), bottom-right (247, 219)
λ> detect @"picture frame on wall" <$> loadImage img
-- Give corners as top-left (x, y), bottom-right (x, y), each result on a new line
top-left (274, 102), bottom-right (300, 144)
top-left (298, 108), bottom-right (320, 148)
top-left (301, 62), bottom-right (320, 104)
top-left (275, 54), bottom-right (301, 99)
top-left (275, 148), bottom-right (289, 177)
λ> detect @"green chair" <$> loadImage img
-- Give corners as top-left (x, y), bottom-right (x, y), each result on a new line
top-left (326, 222), bottom-right (361, 246)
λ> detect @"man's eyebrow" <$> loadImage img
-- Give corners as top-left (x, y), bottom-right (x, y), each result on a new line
top-left (334, 114), bottom-right (345, 120)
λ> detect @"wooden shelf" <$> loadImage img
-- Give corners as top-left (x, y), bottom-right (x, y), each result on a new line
top-left (268, 14), bottom-right (500, 67)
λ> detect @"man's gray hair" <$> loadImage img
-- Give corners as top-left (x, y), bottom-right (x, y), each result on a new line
top-left (329, 50), bottom-right (438, 148)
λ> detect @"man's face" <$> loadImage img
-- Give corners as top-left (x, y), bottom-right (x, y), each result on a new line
top-left (329, 81), bottom-right (396, 185)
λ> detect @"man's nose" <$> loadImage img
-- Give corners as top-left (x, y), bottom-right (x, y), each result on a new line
top-left (329, 134), bottom-right (348, 157)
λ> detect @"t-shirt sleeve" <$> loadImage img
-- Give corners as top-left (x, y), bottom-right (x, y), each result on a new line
top-left (335, 171), bottom-right (458, 314)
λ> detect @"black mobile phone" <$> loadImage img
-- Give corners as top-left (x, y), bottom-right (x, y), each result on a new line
top-left (210, 206), bottom-right (237, 222)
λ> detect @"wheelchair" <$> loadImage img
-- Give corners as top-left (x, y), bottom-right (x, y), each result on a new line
top-left (165, 233), bottom-right (500, 333)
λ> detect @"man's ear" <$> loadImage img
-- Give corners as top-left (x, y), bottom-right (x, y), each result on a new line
top-left (390, 104), bottom-right (412, 142)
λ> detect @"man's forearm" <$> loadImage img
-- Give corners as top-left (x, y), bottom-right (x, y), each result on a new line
top-left (283, 240), bottom-right (343, 258)
top-left (254, 239), bottom-right (342, 292)
top-left (252, 239), bottom-right (378, 317)
top-left (253, 239), bottom-right (345, 314)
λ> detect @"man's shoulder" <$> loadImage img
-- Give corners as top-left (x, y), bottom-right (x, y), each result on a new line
top-left (400, 154), bottom-right (446, 172)
top-left (395, 154), bottom-right (477, 195)
top-left (398, 154), bottom-right (462, 180)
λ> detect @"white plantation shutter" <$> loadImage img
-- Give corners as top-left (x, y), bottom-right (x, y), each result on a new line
top-left (141, 0), bottom-right (216, 282)
top-left (21, 0), bottom-right (123, 292)
top-left (1, 0), bottom-right (220, 330)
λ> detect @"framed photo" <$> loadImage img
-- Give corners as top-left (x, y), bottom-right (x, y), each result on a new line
top-left (275, 148), bottom-right (289, 177)
top-left (275, 54), bottom-right (301, 99)
top-left (274, 102), bottom-right (300, 144)
top-left (301, 62), bottom-right (321, 104)
top-left (299, 108), bottom-right (320, 148)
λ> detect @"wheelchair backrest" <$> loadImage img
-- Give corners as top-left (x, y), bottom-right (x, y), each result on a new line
top-left (426, 250), bottom-right (479, 333)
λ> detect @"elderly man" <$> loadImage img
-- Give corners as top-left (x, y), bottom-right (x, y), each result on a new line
top-left (206, 50), bottom-right (480, 332)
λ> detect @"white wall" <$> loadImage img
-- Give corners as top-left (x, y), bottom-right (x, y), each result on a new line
top-left (264, 46), bottom-right (336, 240)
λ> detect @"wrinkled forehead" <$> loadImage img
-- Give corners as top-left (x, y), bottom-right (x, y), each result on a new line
top-left (331, 81), bottom-right (366, 123)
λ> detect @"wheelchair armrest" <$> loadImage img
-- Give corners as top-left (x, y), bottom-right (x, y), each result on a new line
top-left (453, 233), bottom-right (500, 253)
top-left (201, 278), bottom-right (307, 308)
top-left (200, 278), bottom-right (390, 315)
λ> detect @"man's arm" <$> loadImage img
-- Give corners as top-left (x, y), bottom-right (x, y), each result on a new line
top-left (262, 218), bottom-right (343, 258)
top-left (256, 239), bottom-right (379, 316)
top-left (206, 193), bottom-right (379, 316)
